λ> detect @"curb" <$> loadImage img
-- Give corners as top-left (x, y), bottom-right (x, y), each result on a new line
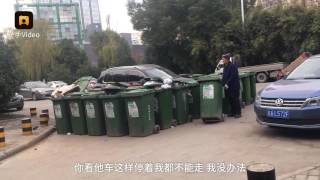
top-left (277, 164), bottom-right (320, 179)
top-left (0, 126), bottom-right (56, 161)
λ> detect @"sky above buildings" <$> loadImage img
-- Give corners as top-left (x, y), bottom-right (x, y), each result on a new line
top-left (0, 0), bottom-right (139, 33)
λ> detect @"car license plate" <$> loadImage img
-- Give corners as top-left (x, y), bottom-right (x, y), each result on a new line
top-left (267, 109), bottom-right (289, 119)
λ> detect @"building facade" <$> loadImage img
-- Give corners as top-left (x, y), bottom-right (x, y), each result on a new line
top-left (120, 33), bottom-right (145, 64)
top-left (255, 0), bottom-right (320, 8)
top-left (15, 0), bottom-right (102, 46)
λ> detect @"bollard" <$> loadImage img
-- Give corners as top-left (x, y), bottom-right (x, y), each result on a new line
top-left (247, 163), bottom-right (276, 180)
top-left (41, 109), bottom-right (49, 114)
top-left (39, 113), bottom-right (49, 126)
top-left (0, 127), bottom-right (5, 148)
top-left (21, 118), bottom-right (33, 136)
top-left (30, 108), bottom-right (37, 117)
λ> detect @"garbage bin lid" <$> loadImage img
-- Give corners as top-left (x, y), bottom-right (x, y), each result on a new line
top-left (239, 72), bottom-right (250, 78)
top-left (172, 83), bottom-right (190, 90)
top-left (187, 81), bottom-right (199, 87)
top-left (81, 91), bottom-right (105, 99)
top-left (120, 88), bottom-right (154, 97)
top-left (197, 75), bottom-right (221, 82)
top-left (64, 92), bottom-right (87, 100)
top-left (153, 87), bottom-right (172, 93)
top-left (98, 93), bottom-right (121, 99)
top-left (69, 92), bottom-right (83, 96)
top-left (51, 96), bottom-right (65, 101)
top-left (102, 84), bottom-right (124, 90)
top-left (191, 74), bottom-right (205, 80)
top-left (173, 77), bottom-right (198, 85)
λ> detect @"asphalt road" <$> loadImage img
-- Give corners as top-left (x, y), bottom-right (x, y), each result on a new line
top-left (1, 83), bottom-right (320, 180)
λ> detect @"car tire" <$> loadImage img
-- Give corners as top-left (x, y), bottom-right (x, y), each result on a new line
top-left (256, 72), bottom-right (268, 83)
top-left (32, 94), bottom-right (37, 101)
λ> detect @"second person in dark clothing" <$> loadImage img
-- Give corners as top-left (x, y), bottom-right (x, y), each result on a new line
top-left (221, 53), bottom-right (242, 118)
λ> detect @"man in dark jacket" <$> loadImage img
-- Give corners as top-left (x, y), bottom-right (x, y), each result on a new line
top-left (221, 53), bottom-right (241, 118)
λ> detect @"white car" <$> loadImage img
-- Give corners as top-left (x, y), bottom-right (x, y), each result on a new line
top-left (47, 81), bottom-right (67, 89)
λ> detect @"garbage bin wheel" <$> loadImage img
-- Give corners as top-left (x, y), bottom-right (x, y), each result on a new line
top-left (171, 120), bottom-right (178, 127)
top-left (202, 117), bottom-right (224, 124)
top-left (241, 102), bottom-right (246, 108)
top-left (153, 125), bottom-right (160, 134)
top-left (220, 115), bottom-right (225, 121)
top-left (189, 115), bottom-right (193, 122)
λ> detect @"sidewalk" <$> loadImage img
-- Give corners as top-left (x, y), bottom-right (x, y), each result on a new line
top-left (0, 116), bottom-right (56, 161)
top-left (279, 165), bottom-right (320, 180)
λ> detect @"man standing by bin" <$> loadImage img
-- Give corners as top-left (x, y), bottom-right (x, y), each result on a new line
top-left (221, 53), bottom-right (241, 118)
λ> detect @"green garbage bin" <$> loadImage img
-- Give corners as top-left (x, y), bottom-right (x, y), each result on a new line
top-left (52, 97), bottom-right (72, 134)
top-left (191, 74), bottom-right (205, 79)
top-left (240, 78), bottom-right (244, 105)
top-left (249, 72), bottom-right (257, 103)
top-left (154, 88), bottom-right (173, 130)
top-left (188, 80), bottom-right (200, 119)
top-left (172, 84), bottom-right (190, 125)
top-left (99, 93), bottom-right (128, 137)
top-left (198, 75), bottom-right (224, 122)
top-left (64, 93), bottom-right (87, 135)
top-left (81, 92), bottom-right (106, 136)
top-left (240, 72), bottom-right (252, 105)
top-left (121, 89), bottom-right (156, 137)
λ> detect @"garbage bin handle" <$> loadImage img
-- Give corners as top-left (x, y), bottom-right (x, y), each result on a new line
top-left (222, 86), bottom-right (225, 99)
top-left (153, 97), bottom-right (159, 112)
top-left (187, 92), bottom-right (193, 104)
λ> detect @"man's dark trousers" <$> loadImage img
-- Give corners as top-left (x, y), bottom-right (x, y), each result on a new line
top-left (225, 91), bottom-right (241, 116)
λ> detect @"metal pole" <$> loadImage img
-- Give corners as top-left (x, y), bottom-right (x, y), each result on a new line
top-left (247, 163), bottom-right (276, 180)
top-left (241, 0), bottom-right (245, 27)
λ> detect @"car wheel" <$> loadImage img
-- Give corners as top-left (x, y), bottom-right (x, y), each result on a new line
top-left (256, 72), bottom-right (268, 83)
top-left (32, 94), bottom-right (37, 101)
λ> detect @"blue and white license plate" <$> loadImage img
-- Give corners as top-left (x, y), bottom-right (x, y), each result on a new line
top-left (267, 109), bottom-right (289, 119)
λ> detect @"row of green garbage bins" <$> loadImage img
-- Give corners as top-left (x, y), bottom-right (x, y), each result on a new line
top-left (52, 72), bottom-right (256, 137)
top-left (52, 86), bottom-right (192, 137)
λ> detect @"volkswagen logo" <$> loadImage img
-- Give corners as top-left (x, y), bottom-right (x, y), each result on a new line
top-left (275, 98), bottom-right (284, 107)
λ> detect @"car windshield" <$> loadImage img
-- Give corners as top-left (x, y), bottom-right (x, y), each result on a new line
top-left (144, 68), bottom-right (176, 80)
top-left (286, 58), bottom-right (320, 80)
top-left (26, 82), bottom-right (50, 88)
